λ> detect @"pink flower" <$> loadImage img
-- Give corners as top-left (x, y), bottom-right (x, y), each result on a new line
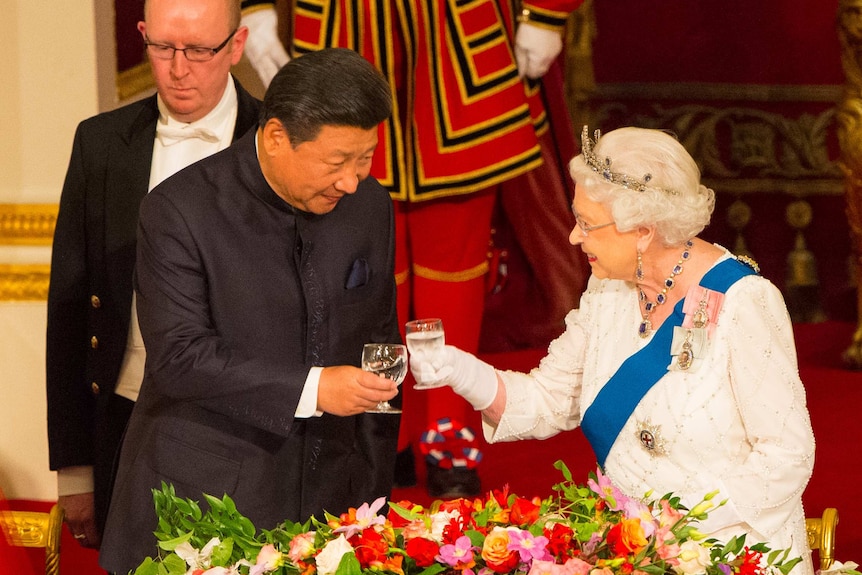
top-left (288, 531), bottom-right (317, 562)
top-left (249, 543), bottom-right (282, 575)
top-left (563, 557), bottom-right (594, 575)
top-left (437, 535), bottom-right (476, 569)
top-left (528, 559), bottom-right (575, 575)
top-left (623, 499), bottom-right (657, 538)
top-left (401, 518), bottom-right (434, 542)
top-left (587, 469), bottom-right (628, 511)
top-left (508, 528), bottom-right (552, 563)
top-left (659, 499), bottom-right (685, 529)
top-left (334, 496), bottom-right (387, 539)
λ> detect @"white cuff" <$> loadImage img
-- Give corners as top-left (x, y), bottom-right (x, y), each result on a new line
top-left (57, 466), bottom-right (94, 496)
top-left (296, 366), bottom-right (324, 417)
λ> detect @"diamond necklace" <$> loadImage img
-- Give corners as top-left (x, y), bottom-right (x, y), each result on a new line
top-left (637, 240), bottom-right (693, 338)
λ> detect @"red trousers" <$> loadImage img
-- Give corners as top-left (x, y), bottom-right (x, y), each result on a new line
top-left (394, 190), bottom-right (496, 451)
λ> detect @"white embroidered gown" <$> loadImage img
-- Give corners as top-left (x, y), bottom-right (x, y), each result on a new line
top-left (484, 251), bottom-right (816, 575)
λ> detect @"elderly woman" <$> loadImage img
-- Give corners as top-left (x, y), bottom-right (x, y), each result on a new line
top-left (410, 126), bottom-right (816, 574)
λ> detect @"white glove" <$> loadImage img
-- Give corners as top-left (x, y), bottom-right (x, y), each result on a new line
top-left (410, 345), bottom-right (499, 410)
top-left (514, 22), bottom-right (563, 79)
top-left (241, 7), bottom-right (290, 87)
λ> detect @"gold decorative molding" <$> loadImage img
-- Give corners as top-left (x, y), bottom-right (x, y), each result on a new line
top-left (564, 1), bottom-right (597, 130)
top-left (117, 61), bottom-right (154, 101)
top-left (837, 0), bottom-right (862, 366)
top-left (0, 510), bottom-right (51, 546)
top-left (0, 204), bottom-right (58, 246)
top-left (0, 264), bottom-right (50, 301)
top-left (593, 103), bottom-right (842, 195)
top-left (596, 82), bottom-right (842, 103)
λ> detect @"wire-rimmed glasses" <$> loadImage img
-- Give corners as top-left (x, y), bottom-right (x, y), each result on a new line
top-left (144, 29), bottom-right (238, 62)
top-left (573, 212), bottom-right (615, 237)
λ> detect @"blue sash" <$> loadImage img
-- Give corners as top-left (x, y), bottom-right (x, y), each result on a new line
top-left (580, 257), bottom-right (757, 467)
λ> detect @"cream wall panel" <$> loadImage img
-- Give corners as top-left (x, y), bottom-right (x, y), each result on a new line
top-left (1, 0), bottom-right (99, 205)
top-left (0, 302), bottom-right (54, 500)
top-left (1, 0), bottom-right (101, 501)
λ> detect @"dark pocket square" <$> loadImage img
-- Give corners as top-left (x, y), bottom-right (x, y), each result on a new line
top-left (345, 258), bottom-right (369, 289)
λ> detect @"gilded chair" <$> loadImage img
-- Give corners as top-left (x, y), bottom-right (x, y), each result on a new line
top-left (806, 507), bottom-right (839, 571)
top-left (0, 503), bottom-right (64, 575)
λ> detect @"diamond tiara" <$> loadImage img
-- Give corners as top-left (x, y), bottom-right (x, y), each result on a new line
top-left (580, 126), bottom-right (679, 196)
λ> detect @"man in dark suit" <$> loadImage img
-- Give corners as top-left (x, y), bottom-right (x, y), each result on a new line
top-left (99, 48), bottom-right (401, 575)
top-left (46, 0), bottom-right (260, 551)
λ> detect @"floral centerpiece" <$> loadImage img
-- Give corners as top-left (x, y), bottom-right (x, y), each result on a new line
top-left (133, 461), bottom-right (803, 575)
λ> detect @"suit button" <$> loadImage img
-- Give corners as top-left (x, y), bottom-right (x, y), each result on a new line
top-left (91, 382), bottom-right (100, 395)
top-left (90, 336), bottom-right (99, 349)
top-left (90, 295), bottom-right (101, 308)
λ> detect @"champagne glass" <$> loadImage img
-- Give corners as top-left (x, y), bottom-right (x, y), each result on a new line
top-left (361, 343), bottom-right (407, 414)
top-left (404, 318), bottom-right (446, 390)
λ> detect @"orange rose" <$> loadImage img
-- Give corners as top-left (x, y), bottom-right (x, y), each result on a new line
top-left (606, 519), bottom-right (648, 556)
top-left (481, 527), bottom-right (520, 573)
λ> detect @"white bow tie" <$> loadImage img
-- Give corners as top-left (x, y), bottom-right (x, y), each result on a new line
top-left (156, 124), bottom-right (220, 146)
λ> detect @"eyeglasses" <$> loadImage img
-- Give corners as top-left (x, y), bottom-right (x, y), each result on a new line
top-left (573, 212), bottom-right (615, 237)
top-left (144, 29), bottom-right (237, 62)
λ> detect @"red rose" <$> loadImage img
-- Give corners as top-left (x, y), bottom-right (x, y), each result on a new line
top-left (351, 528), bottom-right (389, 568)
top-left (544, 522), bottom-right (575, 559)
top-left (510, 497), bottom-right (540, 526)
top-left (405, 537), bottom-right (440, 567)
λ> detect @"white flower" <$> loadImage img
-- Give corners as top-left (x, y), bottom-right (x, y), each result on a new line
top-left (674, 540), bottom-right (712, 575)
top-left (819, 560), bottom-right (860, 575)
top-left (175, 536), bottom-right (221, 570)
top-left (316, 533), bottom-right (355, 575)
top-left (429, 509), bottom-right (461, 541)
top-left (201, 567), bottom-right (242, 575)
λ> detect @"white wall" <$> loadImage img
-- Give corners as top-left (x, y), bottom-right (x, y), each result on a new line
top-left (0, 0), bottom-right (102, 501)
top-left (0, 0), bottom-right (254, 502)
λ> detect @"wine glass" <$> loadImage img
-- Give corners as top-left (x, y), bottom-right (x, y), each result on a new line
top-left (404, 318), bottom-right (446, 390)
top-left (361, 343), bottom-right (407, 414)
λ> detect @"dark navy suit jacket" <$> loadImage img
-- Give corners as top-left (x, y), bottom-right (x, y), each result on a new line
top-left (99, 130), bottom-right (401, 574)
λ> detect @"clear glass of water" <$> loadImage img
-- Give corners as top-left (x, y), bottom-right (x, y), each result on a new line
top-left (404, 318), bottom-right (445, 389)
top-left (361, 343), bottom-right (407, 413)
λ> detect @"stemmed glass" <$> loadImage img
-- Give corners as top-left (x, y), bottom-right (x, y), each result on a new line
top-left (404, 318), bottom-right (445, 390)
top-left (361, 343), bottom-right (407, 414)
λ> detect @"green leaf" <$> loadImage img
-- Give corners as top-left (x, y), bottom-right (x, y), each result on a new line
top-left (132, 557), bottom-right (159, 575)
top-left (162, 553), bottom-right (188, 575)
top-left (211, 537), bottom-right (235, 566)
top-left (415, 564), bottom-right (448, 575)
top-left (335, 551), bottom-right (362, 575)
top-left (156, 531), bottom-right (193, 551)
top-left (777, 557), bottom-right (803, 575)
top-left (553, 460), bottom-right (573, 482)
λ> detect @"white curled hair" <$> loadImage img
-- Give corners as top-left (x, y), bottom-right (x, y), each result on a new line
top-left (568, 127), bottom-right (715, 247)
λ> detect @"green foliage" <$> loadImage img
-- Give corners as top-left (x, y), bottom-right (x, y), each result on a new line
top-left (136, 482), bottom-right (267, 573)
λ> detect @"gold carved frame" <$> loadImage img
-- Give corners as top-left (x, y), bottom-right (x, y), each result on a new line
top-left (0, 204), bottom-right (55, 301)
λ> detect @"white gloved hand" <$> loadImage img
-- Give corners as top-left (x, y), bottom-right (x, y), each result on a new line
top-left (241, 7), bottom-right (290, 87)
top-left (514, 22), bottom-right (563, 79)
top-left (410, 345), bottom-right (499, 410)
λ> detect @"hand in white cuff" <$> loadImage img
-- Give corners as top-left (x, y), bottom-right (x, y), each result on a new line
top-left (241, 7), bottom-right (290, 87)
top-left (514, 22), bottom-right (563, 79)
top-left (410, 345), bottom-right (498, 410)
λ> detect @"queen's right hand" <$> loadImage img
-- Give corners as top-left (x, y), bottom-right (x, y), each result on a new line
top-left (409, 345), bottom-right (499, 410)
